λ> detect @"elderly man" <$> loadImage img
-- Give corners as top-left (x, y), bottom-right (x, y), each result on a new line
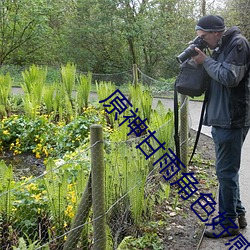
top-left (193, 15), bottom-right (250, 238)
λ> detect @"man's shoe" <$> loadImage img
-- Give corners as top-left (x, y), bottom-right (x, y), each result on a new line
top-left (204, 222), bottom-right (240, 238)
top-left (238, 214), bottom-right (247, 229)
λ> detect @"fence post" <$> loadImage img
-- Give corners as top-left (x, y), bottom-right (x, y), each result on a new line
top-left (180, 94), bottom-right (189, 171)
top-left (63, 175), bottom-right (92, 250)
top-left (91, 124), bottom-right (106, 250)
top-left (133, 64), bottom-right (138, 86)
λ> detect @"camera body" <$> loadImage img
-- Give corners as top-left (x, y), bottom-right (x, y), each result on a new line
top-left (176, 36), bottom-right (208, 63)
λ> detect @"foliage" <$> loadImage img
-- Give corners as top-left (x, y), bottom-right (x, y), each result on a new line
top-left (0, 80), bottom-right (178, 248)
top-left (149, 100), bottom-right (175, 159)
top-left (0, 0), bottom-right (235, 78)
top-left (0, 73), bottom-right (12, 116)
top-left (76, 71), bottom-right (92, 110)
top-left (12, 177), bottom-right (49, 240)
top-left (100, 81), bottom-right (174, 247)
top-left (96, 81), bottom-right (116, 127)
top-left (220, 0), bottom-right (250, 39)
top-left (117, 233), bottom-right (163, 250)
top-left (0, 153), bottom-right (90, 248)
top-left (13, 235), bottom-right (47, 250)
top-left (61, 63), bottom-right (76, 102)
top-left (0, 161), bottom-right (15, 222)
top-left (21, 65), bottom-right (47, 118)
top-left (0, 0), bottom-right (52, 65)
top-left (43, 85), bottom-right (56, 113)
top-left (129, 83), bottom-right (153, 123)
top-left (0, 108), bottom-right (100, 158)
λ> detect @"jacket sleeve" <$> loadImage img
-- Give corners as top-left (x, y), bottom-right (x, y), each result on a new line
top-left (203, 38), bottom-right (250, 87)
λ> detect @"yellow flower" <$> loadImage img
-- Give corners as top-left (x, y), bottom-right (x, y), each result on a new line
top-left (42, 147), bottom-right (49, 157)
top-left (65, 205), bottom-right (74, 218)
top-left (12, 207), bottom-right (17, 212)
top-left (32, 193), bottom-right (42, 201)
top-left (14, 149), bottom-right (22, 155)
top-left (36, 152), bottom-right (41, 158)
top-left (26, 183), bottom-right (37, 191)
top-left (71, 195), bottom-right (76, 204)
top-left (3, 130), bottom-right (9, 135)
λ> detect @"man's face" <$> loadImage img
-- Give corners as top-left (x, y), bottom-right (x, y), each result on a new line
top-left (196, 30), bottom-right (222, 49)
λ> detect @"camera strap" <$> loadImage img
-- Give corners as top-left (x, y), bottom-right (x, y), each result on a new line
top-left (188, 91), bottom-right (208, 164)
top-left (174, 81), bottom-right (181, 166)
top-left (174, 84), bottom-right (208, 166)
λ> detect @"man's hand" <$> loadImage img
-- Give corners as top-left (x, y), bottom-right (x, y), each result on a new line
top-left (192, 47), bottom-right (207, 64)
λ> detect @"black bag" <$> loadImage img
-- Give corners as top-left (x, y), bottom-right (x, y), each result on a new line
top-left (175, 58), bottom-right (208, 97)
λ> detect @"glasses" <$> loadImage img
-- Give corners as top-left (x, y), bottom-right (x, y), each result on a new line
top-left (198, 32), bottom-right (214, 40)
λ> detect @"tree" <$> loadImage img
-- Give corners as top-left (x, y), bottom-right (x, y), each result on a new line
top-left (66, 0), bottom-right (200, 78)
top-left (0, 0), bottom-right (50, 65)
top-left (221, 0), bottom-right (250, 39)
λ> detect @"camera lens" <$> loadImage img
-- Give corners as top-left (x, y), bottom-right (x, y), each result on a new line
top-left (176, 36), bottom-right (208, 63)
top-left (176, 45), bottom-right (198, 63)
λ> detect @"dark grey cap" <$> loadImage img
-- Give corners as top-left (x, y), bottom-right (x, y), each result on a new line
top-left (195, 15), bottom-right (225, 32)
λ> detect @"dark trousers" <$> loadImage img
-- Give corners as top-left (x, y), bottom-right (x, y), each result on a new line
top-left (211, 126), bottom-right (249, 224)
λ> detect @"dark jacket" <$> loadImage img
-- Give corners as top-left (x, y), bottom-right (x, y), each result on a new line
top-left (203, 26), bottom-right (250, 128)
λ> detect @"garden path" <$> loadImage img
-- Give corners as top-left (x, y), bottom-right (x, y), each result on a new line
top-left (152, 97), bottom-right (250, 250)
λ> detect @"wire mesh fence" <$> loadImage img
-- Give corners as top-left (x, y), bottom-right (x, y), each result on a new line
top-left (0, 118), bottom-right (176, 249)
top-left (1, 64), bottom-right (175, 97)
top-left (0, 65), bottom-right (192, 249)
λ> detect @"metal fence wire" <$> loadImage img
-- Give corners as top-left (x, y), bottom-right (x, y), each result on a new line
top-left (0, 118), bottom-right (177, 249)
top-left (0, 67), bottom-right (191, 250)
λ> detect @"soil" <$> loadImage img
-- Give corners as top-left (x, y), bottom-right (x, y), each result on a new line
top-left (158, 130), bottom-right (217, 250)
top-left (0, 152), bottom-right (45, 180)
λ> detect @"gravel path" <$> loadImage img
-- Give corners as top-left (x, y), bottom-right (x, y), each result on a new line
top-left (152, 97), bottom-right (250, 249)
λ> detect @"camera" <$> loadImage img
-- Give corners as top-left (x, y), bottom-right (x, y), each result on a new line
top-left (176, 36), bottom-right (208, 63)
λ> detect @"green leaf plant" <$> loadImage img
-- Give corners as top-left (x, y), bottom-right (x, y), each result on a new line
top-left (21, 65), bottom-right (47, 118)
top-left (76, 72), bottom-right (92, 113)
top-left (128, 83), bottom-right (152, 124)
top-left (0, 161), bottom-right (15, 248)
top-left (0, 73), bottom-right (12, 117)
top-left (96, 81), bottom-right (116, 127)
top-left (60, 62), bottom-right (76, 104)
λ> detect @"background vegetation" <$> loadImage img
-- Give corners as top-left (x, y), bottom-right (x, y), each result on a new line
top-left (0, 0), bottom-right (238, 248)
top-left (0, 0), bottom-right (249, 81)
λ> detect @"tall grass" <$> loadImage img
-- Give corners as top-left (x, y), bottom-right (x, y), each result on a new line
top-left (0, 161), bottom-right (14, 222)
top-left (21, 65), bottom-right (47, 118)
top-left (61, 63), bottom-right (76, 102)
top-left (105, 127), bottom-right (149, 224)
top-left (149, 100), bottom-right (174, 160)
top-left (76, 72), bottom-right (92, 112)
top-left (96, 81), bottom-right (116, 127)
top-left (128, 83), bottom-right (152, 123)
top-left (0, 73), bottom-right (12, 116)
top-left (43, 84), bottom-right (55, 114)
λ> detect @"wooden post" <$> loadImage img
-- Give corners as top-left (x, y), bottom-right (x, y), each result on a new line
top-left (180, 94), bottom-right (189, 171)
top-left (91, 124), bottom-right (106, 250)
top-left (63, 175), bottom-right (92, 250)
top-left (133, 64), bottom-right (138, 86)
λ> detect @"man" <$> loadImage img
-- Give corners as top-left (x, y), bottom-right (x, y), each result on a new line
top-left (192, 15), bottom-right (250, 238)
